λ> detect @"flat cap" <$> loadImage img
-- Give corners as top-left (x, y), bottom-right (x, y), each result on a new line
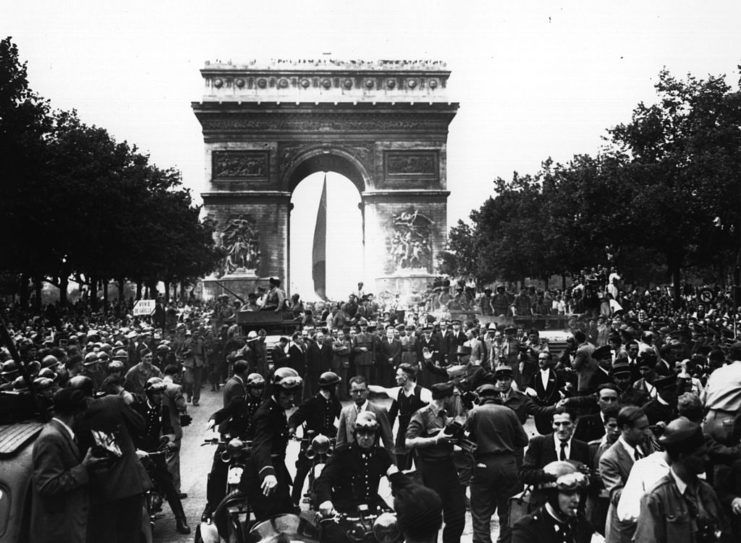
top-left (659, 417), bottom-right (704, 450)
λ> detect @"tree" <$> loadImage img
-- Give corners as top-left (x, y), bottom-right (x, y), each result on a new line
top-left (607, 69), bottom-right (741, 302)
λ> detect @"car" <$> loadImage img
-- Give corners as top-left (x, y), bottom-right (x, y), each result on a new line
top-left (0, 391), bottom-right (44, 543)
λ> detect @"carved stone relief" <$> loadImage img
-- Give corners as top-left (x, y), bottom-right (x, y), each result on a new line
top-left (387, 207), bottom-right (434, 274)
top-left (212, 151), bottom-right (269, 178)
top-left (212, 216), bottom-right (261, 277)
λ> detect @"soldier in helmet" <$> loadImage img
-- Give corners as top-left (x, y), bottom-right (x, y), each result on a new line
top-left (131, 377), bottom-right (190, 534)
top-left (512, 460), bottom-right (595, 543)
top-left (241, 367), bottom-right (302, 520)
top-left (287, 370), bottom-right (342, 505)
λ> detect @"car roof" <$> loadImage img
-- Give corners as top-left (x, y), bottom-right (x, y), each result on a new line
top-left (0, 422), bottom-right (44, 458)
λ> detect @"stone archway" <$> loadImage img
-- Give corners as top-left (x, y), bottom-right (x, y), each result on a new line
top-left (193, 59), bottom-right (459, 299)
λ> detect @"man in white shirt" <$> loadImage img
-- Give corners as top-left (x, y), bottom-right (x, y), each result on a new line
top-left (616, 450), bottom-right (670, 523)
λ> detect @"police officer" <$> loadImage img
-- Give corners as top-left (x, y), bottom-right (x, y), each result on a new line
top-left (316, 412), bottom-right (404, 543)
top-left (288, 371), bottom-right (342, 505)
top-left (202, 372), bottom-right (266, 519)
top-left (241, 367), bottom-right (302, 520)
top-left (406, 382), bottom-right (466, 543)
top-left (131, 377), bottom-right (190, 534)
top-left (512, 461), bottom-right (595, 543)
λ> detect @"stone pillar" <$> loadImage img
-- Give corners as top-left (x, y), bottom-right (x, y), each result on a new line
top-left (362, 191), bottom-right (448, 298)
top-left (201, 192), bottom-right (290, 301)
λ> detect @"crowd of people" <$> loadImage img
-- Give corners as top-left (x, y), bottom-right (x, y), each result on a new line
top-left (2, 270), bottom-right (741, 543)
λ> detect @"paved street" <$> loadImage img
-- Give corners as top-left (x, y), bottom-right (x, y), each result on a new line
top-left (152, 387), bottom-right (539, 543)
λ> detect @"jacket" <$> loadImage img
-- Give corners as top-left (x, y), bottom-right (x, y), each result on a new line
top-left (633, 472), bottom-right (728, 543)
top-left (30, 420), bottom-right (90, 543)
top-left (336, 401), bottom-right (394, 451)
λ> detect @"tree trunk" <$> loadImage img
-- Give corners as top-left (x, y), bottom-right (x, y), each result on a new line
top-left (118, 277), bottom-right (125, 303)
top-left (90, 277), bottom-right (99, 311)
top-left (59, 275), bottom-right (68, 307)
top-left (19, 274), bottom-right (29, 307)
top-left (33, 275), bottom-right (42, 312)
top-left (164, 281), bottom-right (170, 302)
top-left (136, 281), bottom-right (142, 300)
top-left (102, 279), bottom-right (109, 311)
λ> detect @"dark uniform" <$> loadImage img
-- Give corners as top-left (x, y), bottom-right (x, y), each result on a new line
top-left (512, 506), bottom-right (594, 543)
top-left (130, 399), bottom-right (188, 524)
top-left (315, 443), bottom-right (395, 512)
top-left (287, 391), bottom-right (342, 504)
top-left (205, 395), bottom-right (262, 509)
top-left (388, 385), bottom-right (428, 469)
top-left (241, 396), bottom-right (295, 520)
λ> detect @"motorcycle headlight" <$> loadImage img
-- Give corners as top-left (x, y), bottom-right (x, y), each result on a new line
top-left (373, 513), bottom-right (401, 543)
top-left (311, 434), bottom-right (331, 456)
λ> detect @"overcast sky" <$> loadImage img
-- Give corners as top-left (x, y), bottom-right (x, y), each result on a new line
top-left (4, 1), bottom-right (741, 298)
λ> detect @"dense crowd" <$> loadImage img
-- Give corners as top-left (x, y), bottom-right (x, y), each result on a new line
top-left (2, 270), bottom-right (741, 543)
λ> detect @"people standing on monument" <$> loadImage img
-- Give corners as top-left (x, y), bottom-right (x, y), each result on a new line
top-left (261, 277), bottom-right (286, 312)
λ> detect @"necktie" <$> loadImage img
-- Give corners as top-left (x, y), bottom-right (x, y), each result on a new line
top-left (634, 447), bottom-right (643, 461)
top-left (559, 440), bottom-right (568, 461)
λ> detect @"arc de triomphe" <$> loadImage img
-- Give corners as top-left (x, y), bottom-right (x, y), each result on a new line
top-left (192, 59), bottom-right (459, 300)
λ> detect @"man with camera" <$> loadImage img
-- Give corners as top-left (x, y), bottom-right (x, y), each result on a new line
top-left (406, 381), bottom-right (466, 543)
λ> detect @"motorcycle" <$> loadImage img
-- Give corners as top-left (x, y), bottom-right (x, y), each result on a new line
top-left (317, 504), bottom-right (401, 543)
top-left (196, 436), bottom-right (254, 543)
top-left (141, 449), bottom-right (167, 543)
top-left (297, 430), bottom-right (335, 508)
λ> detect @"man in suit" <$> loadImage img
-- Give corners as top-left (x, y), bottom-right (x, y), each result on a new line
top-left (520, 409), bottom-right (591, 485)
top-left (69, 375), bottom-right (151, 543)
top-left (573, 383), bottom-right (621, 443)
top-left (587, 344), bottom-right (614, 392)
top-left (306, 331), bottom-right (333, 398)
top-left (222, 358), bottom-right (249, 408)
top-left (599, 406), bottom-right (654, 543)
top-left (377, 326), bottom-right (402, 387)
top-left (525, 351), bottom-right (567, 434)
top-left (30, 388), bottom-right (102, 543)
top-left (336, 375), bottom-right (394, 451)
top-left (416, 325), bottom-right (442, 388)
top-left (572, 329), bottom-right (598, 394)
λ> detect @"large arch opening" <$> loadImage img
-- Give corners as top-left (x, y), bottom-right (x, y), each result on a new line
top-left (289, 171), bottom-right (363, 302)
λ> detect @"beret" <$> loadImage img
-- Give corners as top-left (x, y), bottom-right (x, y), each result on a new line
top-left (431, 382), bottom-right (454, 400)
top-left (476, 383), bottom-right (498, 396)
top-left (659, 417), bottom-right (704, 450)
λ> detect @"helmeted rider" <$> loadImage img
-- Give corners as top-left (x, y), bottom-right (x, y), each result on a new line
top-left (315, 411), bottom-right (407, 543)
top-left (131, 376), bottom-right (190, 534)
top-left (512, 461), bottom-right (595, 543)
top-left (240, 367), bottom-right (302, 520)
top-left (202, 370), bottom-right (267, 519)
top-left (288, 370), bottom-right (342, 505)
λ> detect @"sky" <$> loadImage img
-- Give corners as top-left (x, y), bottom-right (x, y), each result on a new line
top-left (4, 0), bottom-right (741, 299)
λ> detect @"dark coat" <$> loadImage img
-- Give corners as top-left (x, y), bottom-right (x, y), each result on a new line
top-left (314, 444), bottom-right (394, 513)
top-left (520, 433), bottom-right (591, 484)
top-left (307, 341), bottom-right (333, 376)
top-left (573, 413), bottom-right (606, 443)
top-left (287, 343), bottom-right (306, 375)
top-left (30, 420), bottom-right (90, 543)
top-left (251, 397), bottom-right (290, 481)
top-left (512, 506), bottom-right (595, 543)
top-left (288, 392), bottom-right (341, 436)
top-left (222, 374), bottom-right (247, 408)
top-left (378, 338), bottom-right (402, 367)
top-left (75, 395), bottom-right (150, 504)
